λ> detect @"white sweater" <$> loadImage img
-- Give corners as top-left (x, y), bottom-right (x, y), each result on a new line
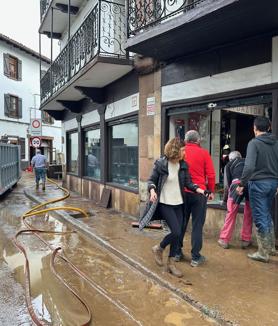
top-left (159, 161), bottom-right (183, 205)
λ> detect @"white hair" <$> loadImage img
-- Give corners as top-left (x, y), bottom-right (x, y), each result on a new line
top-left (228, 151), bottom-right (242, 161)
top-left (184, 130), bottom-right (201, 144)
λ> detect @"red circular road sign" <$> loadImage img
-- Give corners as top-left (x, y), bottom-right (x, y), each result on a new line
top-left (31, 137), bottom-right (41, 148)
top-left (32, 119), bottom-right (41, 128)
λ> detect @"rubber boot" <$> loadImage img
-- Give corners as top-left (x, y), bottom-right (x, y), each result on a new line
top-left (152, 245), bottom-right (164, 266)
top-left (36, 182), bottom-right (39, 190)
top-left (269, 227), bottom-right (277, 256)
top-left (247, 231), bottom-right (269, 263)
top-left (166, 257), bottom-right (183, 278)
top-left (42, 182), bottom-right (46, 191)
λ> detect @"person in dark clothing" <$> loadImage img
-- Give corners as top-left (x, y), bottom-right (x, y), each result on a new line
top-left (237, 116), bottom-right (278, 263)
top-left (176, 130), bottom-right (216, 267)
top-left (147, 138), bottom-right (206, 277)
top-left (218, 151), bottom-right (252, 249)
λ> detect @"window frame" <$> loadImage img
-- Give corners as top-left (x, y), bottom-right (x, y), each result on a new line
top-left (66, 130), bottom-right (79, 175)
top-left (106, 115), bottom-right (139, 192)
top-left (4, 94), bottom-right (22, 119)
top-left (42, 110), bottom-right (54, 124)
top-left (3, 53), bottom-right (22, 81)
top-left (83, 124), bottom-right (101, 181)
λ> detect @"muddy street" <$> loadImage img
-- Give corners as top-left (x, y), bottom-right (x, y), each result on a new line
top-left (0, 179), bottom-right (213, 326)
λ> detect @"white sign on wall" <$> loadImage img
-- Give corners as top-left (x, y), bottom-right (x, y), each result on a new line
top-left (30, 119), bottom-right (42, 136)
top-left (146, 97), bottom-right (156, 116)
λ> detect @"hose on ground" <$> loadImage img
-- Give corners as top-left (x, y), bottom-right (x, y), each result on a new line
top-left (13, 178), bottom-right (92, 326)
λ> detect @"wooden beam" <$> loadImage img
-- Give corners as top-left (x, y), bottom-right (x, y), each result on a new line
top-left (42, 31), bottom-right (62, 39)
top-left (56, 100), bottom-right (82, 113)
top-left (55, 3), bottom-right (79, 15)
top-left (44, 110), bottom-right (65, 120)
top-left (74, 86), bottom-right (105, 104)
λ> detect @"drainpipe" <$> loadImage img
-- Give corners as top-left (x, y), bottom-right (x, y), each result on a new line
top-left (50, 7), bottom-right (54, 95)
top-left (39, 33), bottom-right (42, 84)
top-left (68, 0), bottom-right (71, 80)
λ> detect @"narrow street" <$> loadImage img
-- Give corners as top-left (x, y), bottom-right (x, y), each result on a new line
top-left (0, 178), bottom-right (213, 326)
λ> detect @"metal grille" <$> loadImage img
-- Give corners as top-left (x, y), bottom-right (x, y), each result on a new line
top-left (41, 1), bottom-right (127, 105)
top-left (127, 0), bottom-right (207, 36)
top-left (40, 0), bottom-right (52, 21)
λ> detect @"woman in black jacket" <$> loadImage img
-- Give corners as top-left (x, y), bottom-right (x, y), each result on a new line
top-left (146, 138), bottom-right (205, 277)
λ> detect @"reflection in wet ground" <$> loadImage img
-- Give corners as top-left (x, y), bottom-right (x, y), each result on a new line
top-left (0, 180), bottom-right (212, 325)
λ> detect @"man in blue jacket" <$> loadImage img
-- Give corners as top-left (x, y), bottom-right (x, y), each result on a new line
top-left (31, 149), bottom-right (48, 191)
top-left (237, 116), bottom-right (278, 262)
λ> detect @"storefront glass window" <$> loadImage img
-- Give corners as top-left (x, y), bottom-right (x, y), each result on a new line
top-left (168, 94), bottom-right (272, 204)
top-left (109, 120), bottom-right (138, 189)
top-left (68, 132), bottom-right (78, 174)
top-left (84, 129), bottom-right (101, 179)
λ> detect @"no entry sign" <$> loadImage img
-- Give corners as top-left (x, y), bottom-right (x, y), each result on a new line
top-left (30, 119), bottom-right (42, 136)
top-left (30, 137), bottom-right (41, 148)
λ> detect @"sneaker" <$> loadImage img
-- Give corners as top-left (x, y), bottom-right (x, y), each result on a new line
top-left (241, 240), bottom-right (252, 249)
top-left (218, 239), bottom-right (229, 249)
top-left (174, 252), bottom-right (190, 262)
top-left (190, 255), bottom-right (206, 267)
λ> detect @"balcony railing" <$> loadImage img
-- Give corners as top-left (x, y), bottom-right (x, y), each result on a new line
top-left (41, 0), bottom-right (127, 105)
top-left (40, 0), bottom-right (52, 21)
top-left (127, 0), bottom-right (207, 37)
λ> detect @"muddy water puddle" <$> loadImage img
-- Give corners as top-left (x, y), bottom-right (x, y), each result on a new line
top-left (0, 190), bottom-right (212, 326)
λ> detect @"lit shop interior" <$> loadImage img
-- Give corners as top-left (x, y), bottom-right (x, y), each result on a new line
top-left (167, 94), bottom-right (272, 204)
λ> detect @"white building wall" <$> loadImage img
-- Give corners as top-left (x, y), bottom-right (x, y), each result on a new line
top-left (0, 40), bottom-right (62, 163)
top-left (105, 93), bottom-right (139, 120)
top-left (162, 63), bottom-right (272, 103)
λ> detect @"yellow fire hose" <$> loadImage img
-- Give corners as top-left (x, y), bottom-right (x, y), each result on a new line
top-left (14, 177), bottom-right (92, 326)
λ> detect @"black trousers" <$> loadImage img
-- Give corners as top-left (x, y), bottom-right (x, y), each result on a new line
top-left (178, 193), bottom-right (207, 260)
top-left (159, 203), bottom-right (183, 257)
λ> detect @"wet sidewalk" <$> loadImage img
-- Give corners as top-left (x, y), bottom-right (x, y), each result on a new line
top-left (23, 173), bottom-right (278, 326)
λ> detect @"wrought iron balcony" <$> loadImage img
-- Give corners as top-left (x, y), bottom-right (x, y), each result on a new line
top-left (41, 0), bottom-right (127, 105)
top-left (127, 0), bottom-right (207, 37)
top-left (40, 0), bottom-right (52, 21)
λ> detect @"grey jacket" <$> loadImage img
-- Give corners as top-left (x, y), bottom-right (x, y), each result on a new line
top-left (240, 133), bottom-right (278, 186)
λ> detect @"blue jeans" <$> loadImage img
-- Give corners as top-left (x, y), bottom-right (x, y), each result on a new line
top-left (248, 179), bottom-right (278, 234)
top-left (35, 167), bottom-right (46, 183)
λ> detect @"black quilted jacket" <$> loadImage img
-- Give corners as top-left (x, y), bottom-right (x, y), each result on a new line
top-left (139, 156), bottom-right (198, 230)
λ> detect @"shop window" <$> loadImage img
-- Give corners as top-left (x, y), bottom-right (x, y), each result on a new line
top-left (84, 128), bottom-right (101, 180)
top-left (3, 53), bottom-right (22, 80)
top-left (168, 94), bottom-right (272, 204)
top-left (109, 119), bottom-right (138, 189)
top-left (4, 94), bottom-right (22, 119)
top-left (67, 132), bottom-right (78, 174)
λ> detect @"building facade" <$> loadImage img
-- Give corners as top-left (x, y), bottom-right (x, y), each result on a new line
top-left (40, 0), bottom-right (278, 235)
top-left (0, 34), bottom-right (62, 169)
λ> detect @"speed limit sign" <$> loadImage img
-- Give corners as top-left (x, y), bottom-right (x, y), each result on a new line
top-left (30, 137), bottom-right (41, 148)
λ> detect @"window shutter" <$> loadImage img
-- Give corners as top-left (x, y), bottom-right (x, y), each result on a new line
top-left (18, 98), bottom-right (22, 118)
top-left (17, 59), bottom-right (22, 80)
top-left (4, 94), bottom-right (10, 117)
top-left (3, 53), bottom-right (10, 76)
